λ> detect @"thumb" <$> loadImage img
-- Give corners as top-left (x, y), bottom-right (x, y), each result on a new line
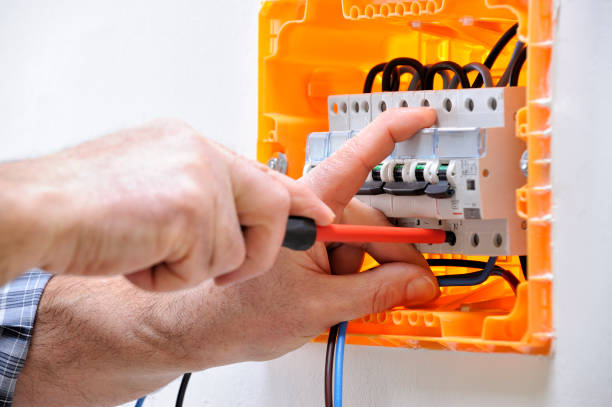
top-left (320, 262), bottom-right (439, 325)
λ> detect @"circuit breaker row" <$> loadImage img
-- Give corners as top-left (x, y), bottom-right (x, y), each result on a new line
top-left (305, 87), bottom-right (526, 255)
top-left (363, 159), bottom-right (457, 199)
top-left (306, 130), bottom-right (485, 220)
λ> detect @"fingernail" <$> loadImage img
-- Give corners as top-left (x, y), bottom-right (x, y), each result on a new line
top-left (405, 275), bottom-right (439, 305)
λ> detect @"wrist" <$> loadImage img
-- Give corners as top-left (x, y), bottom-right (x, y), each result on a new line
top-left (0, 160), bottom-right (69, 282)
top-left (16, 276), bottom-right (188, 407)
top-left (135, 289), bottom-right (222, 372)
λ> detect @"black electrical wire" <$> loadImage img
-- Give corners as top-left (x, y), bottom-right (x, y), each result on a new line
top-left (427, 258), bottom-right (519, 293)
top-left (381, 58), bottom-right (425, 92)
top-left (397, 66), bottom-right (419, 91)
top-left (519, 255), bottom-right (528, 279)
top-left (448, 62), bottom-right (493, 88)
top-left (497, 40), bottom-right (525, 86)
top-left (490, 268), bottom-right (520, 293)
top-left (419, 64), bottom-right (451, 90)
top-left (472, 23), bottom-right (519, 88)
top-left (363, 62), bottom-right (401, 93)
top-left (464, 62), bottom-right (493, 87)
top-left (363, 63), bottom-right (387, 93)
top-left (408, 73), bottom-right (421, 90)
top-left (424, 61), bottom-right (470, 90)
top-left (175, 373), bottom-right (191, 407)
top-left (438, 70), bottom-right (451, 89)
top-left (436, 256), bottom-right (497, 287)
top-left (427, 259), bottom-right (498, 269)
top-left (509, 45), bottom-right (527, 86)
top-left (325, 323), bottom-right (339, 407)
top-left (421, 64), bottom-right (432, 89)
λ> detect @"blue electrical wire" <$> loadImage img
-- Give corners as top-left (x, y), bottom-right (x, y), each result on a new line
top-left (134, 396), bottom-right (146, 407)
top-left (333, 321), bottom-right (348, 407)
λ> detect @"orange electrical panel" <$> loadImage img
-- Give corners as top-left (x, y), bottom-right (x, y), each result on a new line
top-left (257, 0), bottom-right (552, 354)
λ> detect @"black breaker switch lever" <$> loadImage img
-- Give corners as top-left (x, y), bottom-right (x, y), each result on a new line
top-left (425, 181), bottom-right (455, 199)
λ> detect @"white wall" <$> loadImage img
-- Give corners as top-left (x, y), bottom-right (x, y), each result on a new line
top-left (0, 0), bottom-right (258, 161)
top-left (2, 1), bottom-right (611, 406)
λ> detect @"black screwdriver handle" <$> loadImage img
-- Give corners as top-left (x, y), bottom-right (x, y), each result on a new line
top-left (282, 216), bottom-right (317, 251)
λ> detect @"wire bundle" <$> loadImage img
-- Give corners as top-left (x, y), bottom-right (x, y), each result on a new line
top-left (363, 23), bottom-right (527, 93)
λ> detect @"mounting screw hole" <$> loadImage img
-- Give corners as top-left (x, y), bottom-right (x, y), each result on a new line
top-left (487, 97), bottom-right (497, 111)
top-left (331, 103), bottom-right (338, 115)
top-left (443, 98), bottom-right (452, 112)
top-left (421, 99), bottom-right (430, 107)
top-left (465, 98), bottom-right (474, 111)
top-left (400, 99), bottom-right (408, 107)
top-left (361, 100), bottom-right (370, 113)
top-left (493, 233), bottom-right (503, 248)
top-left (341, 102), bottom-right (348, 114)
top-left (352, 101), bottom-right (360, 113)
top-left (379, 100), bottom-right (387, 112)
top-left (471, 233), bottom-right (480, 247)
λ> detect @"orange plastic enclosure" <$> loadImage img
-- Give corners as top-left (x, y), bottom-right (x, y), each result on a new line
top-left (257, 0), bottom-right (552, 354)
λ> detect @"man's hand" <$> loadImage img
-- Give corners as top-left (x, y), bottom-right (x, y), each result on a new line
top-left (181, 107), bottom-right (439, 363)
top-left (0, 119), bottom-right (334, 290)
top-left (14, 108), bottom-right (440, 407)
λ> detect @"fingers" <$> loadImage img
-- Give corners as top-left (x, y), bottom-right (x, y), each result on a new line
top-left (320, 198), bottom-right (437, 324)
top-left (216, 145), bottom-right (335, 226)
top-left (301, 107), bottom-right (436, 214)
top-left (212, 163), bottom-right (290, 285)
top-left (263, 167), bottom-right (335, 226)
top-left (213, 222), bottom-right (282, 286)
top-left (215, 154), bottom-right (333, 286)
top-left (317, 262), bottom-right (439, 326)
top-left (328, 199), bottom-right (429, 276)
top-left (327, 245), bottom-right (365, 275)
top-left (124, 264), bottom-right (188, 292)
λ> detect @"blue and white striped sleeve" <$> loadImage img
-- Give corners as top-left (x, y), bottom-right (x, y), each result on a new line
top-left (0, 270), bottom-right (52, 406)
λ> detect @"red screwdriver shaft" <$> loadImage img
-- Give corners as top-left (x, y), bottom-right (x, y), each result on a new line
top-left (315, 224), bottom-right (447, 244)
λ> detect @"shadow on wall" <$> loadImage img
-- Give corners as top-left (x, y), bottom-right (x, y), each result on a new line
top-left (261, 342), bottom-right (552, 406)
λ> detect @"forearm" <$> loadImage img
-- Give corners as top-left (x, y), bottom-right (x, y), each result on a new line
top-left (12, 275), bottom-right (211, 407)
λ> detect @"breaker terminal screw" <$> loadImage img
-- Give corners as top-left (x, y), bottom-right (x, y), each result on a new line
top-left (267, 153), bottom-right (288, 174)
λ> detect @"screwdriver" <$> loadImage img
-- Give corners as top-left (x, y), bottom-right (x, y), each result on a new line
top-left (282, 216), bottom-right (456, 251)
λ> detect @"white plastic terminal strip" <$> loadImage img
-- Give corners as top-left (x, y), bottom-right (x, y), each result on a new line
top-left (330, 87), bottom-right (507, 132)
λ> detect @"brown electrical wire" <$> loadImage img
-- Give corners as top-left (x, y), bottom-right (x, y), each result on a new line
top-left (325, 323), bottom-right (340, 407)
